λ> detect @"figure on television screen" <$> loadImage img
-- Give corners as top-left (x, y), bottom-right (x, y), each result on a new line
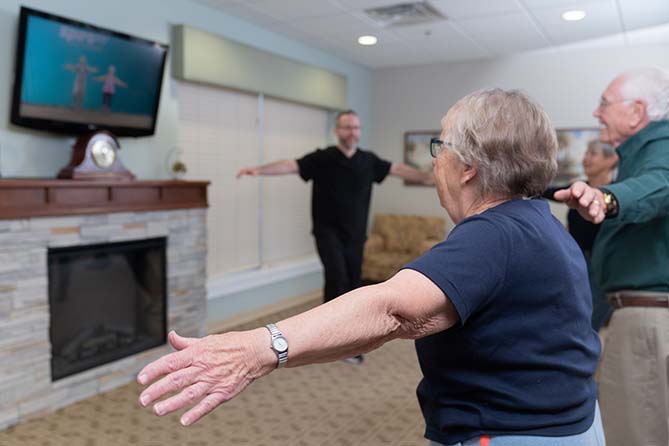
top-left (94, 65), bottom-right (128, 112)
top-left (64, 55), bottom-right (98, 109)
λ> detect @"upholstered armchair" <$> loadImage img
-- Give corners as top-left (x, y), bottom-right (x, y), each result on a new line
top-left (362, 213), bottom-right (447, 283)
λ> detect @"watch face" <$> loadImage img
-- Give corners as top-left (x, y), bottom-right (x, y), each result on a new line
top-left (91, 139), bottom-right (117, 168)
top-left (272, 337), bottom-right (288, 353)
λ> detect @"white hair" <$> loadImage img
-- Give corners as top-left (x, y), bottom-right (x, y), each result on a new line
top-left (619, 67), bottom-right (669, 121)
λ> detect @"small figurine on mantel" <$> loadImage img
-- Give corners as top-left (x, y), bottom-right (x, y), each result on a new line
top-left (166, 147), bottom-right (187, 180)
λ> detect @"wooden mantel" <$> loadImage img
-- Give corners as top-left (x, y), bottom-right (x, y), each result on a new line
top-left (0, 179), bottom-right (209, 219)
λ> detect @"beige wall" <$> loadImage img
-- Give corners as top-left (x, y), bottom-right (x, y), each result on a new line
top-left (369, 44), bottom-right (669, 225)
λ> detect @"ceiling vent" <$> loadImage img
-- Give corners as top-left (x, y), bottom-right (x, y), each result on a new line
top-left (364, 2), bottom-right (446, 28)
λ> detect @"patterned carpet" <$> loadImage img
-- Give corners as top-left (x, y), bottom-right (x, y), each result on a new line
top-left (0, 300), bottom-right (427, 446)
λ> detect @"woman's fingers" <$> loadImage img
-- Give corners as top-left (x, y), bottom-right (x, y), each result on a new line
top-left (180, 392), bottom-right (228, 426)
top-left (139, 365), bottom-right (199, 408)
top-left (152, 381), bottom-right (212, 417)
top-left (137, 347), bottom-right (193, 386)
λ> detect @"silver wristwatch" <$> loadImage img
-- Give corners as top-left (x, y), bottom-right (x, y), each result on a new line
top-left (265, 323), bottom-right (288, 368)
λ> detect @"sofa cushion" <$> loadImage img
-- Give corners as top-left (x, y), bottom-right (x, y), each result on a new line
top-left (373, 214), bottom-right (445, 254)
top-left (362, 251), bottom-right (416, 282)
top-left (362, 213), bottom-right (448, 282)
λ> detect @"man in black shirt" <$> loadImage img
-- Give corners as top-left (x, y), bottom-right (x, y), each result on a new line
top-left (237, 110), bottom-right (433, 318)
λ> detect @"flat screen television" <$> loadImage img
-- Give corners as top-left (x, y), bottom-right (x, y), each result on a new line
top-left (10, 7), bottom-right (168, 137)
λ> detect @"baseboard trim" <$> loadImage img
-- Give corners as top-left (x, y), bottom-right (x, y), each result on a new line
top-left (207, 289), bottom-right (321, 334)
top-left (207, 256), bottom-right (323, 300)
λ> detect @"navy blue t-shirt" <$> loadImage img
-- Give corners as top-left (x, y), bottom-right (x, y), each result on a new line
top-left (404, 199), bottom-right (601, 444)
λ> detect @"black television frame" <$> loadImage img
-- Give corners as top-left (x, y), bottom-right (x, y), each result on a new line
top-left (10, 7), bottom-right (169, 137)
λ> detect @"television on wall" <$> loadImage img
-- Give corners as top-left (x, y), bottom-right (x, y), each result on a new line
top-left (10, 7), bottom-right (168, 137)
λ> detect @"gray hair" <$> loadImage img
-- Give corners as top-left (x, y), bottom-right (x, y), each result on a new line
top-left (619, 67), bottom-right (669, 121)
top-left (444, 89), bottom-right (558, 198)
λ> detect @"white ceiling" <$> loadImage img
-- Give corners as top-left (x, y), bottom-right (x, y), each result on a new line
top-left (194, 0), bottom-right (669, 68)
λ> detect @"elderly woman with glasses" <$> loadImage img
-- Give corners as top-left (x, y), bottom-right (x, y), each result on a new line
top-left (137, 89), bottom-right (604, 446)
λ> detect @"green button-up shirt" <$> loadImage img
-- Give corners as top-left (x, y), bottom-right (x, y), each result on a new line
top-left (592, 120), bottom-right (669, 292)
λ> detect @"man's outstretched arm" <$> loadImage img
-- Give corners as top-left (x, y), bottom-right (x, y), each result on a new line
top-left (237, 160), bottom-right (299, 177)
top-left (390, 163), bottom-right (434, 185)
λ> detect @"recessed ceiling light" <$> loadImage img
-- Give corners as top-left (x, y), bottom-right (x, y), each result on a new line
top-left (358, 35), bottom-right (378, 46)
top-left (561, 10), bottom-right (586, 21)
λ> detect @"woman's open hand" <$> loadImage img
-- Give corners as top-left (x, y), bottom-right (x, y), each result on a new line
top-left (137, 329), bottom-right (273, 426)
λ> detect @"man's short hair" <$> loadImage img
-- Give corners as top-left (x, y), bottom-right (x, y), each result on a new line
top-left (443, 89), bottom-right (558, 198)
top-left (620, 67), bottom-right (669, 121)
top-left (335, 110), bottom-right (358, 126)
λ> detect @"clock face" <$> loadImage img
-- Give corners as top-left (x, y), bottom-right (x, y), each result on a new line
top-left (272, 337), bottom-right (288, 352)
top-left (91, 139), bottom-right (117, 169)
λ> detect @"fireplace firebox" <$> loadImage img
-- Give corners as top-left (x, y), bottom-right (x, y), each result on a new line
top-left (48, 237), bottom-right (167, 380)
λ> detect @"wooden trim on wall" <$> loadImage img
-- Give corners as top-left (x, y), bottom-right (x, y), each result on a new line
top-left (0, 179), bottom-right (209, 219)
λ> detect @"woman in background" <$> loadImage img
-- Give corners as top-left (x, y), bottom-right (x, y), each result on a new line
top-left (545, 140), bottom-right (618, 330)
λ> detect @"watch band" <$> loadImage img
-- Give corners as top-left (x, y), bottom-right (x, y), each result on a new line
top-left (602, 190), bottom-right (619, 218)
top-left (265, 323), bottom-right (288, 368)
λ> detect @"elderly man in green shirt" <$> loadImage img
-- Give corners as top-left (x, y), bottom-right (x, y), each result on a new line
top-left (555, 67), bottom-right (669, 446)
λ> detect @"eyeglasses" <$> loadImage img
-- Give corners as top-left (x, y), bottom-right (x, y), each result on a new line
top-left (597, 97), bottom-right (632, 110)
top-left (429, 137), bottom-right (452, 158)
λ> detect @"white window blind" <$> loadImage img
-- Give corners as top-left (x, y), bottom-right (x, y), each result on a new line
top-left (177, 82), bottom-right (327, 279)
top-left (261, 97), bottom-right (326, 264)
top-left (177, 82), bottom-right (260, 276)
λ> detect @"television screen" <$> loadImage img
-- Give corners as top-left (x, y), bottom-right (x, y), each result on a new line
top-left (11, 7), bottom-right (168, 137)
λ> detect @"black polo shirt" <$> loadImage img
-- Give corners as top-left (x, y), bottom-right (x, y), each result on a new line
top-left (296, 146), bottom-right (391, 240)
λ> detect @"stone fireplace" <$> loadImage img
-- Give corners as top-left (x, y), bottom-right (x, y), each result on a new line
top-left (0, 179), bottom-right (208, 429)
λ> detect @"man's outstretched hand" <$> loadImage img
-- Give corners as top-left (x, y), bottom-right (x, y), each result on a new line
top-left (553, 181), bottom-right (606, 224)
top-left (236, 167), bottom-right (259, 178)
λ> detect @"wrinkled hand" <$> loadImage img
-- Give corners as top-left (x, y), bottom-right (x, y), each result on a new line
top-left (138, 330), bottom-right (268, 426)
top-left (236, 167), bottom-right (259, 178)
top-left (553, 181), bottom-right (606, 224)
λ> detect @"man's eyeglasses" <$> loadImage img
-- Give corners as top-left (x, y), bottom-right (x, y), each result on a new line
top-left (597, 97), bottom-right (632, 110)
top-left (430, 137), bottom-right (452, 158)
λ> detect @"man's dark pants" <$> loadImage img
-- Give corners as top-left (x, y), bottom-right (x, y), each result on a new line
top-left (315, 229), bottom-right (365, 303)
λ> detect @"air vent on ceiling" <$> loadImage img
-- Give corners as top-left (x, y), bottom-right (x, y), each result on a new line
top-left (364, 2), bottom-right (446, 28)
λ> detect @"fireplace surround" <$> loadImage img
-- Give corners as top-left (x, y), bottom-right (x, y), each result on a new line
top-left (0, 179), bottom-right (208, 429)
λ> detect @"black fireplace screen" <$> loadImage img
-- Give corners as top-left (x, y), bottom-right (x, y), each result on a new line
top-left (48, 237), bottom-right (167, 381)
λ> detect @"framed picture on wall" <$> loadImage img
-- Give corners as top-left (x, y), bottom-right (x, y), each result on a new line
top-left (553, 127), bottom-right (602, 186)
top-left (404, 130), bottom-right (440, 186)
